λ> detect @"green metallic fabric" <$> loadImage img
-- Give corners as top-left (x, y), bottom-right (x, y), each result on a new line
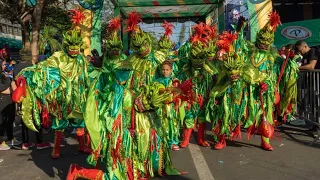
top-left (278, 55), bottom-right (299, 119)
top-left (156, 77), bottom-right (181, 148)
top-left (18, 51), bottom-right (89, 131)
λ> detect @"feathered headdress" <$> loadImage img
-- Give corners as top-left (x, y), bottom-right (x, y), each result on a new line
top-left (107, 17), bottom-right (121, 39)
top-left (256, 11), bottom-right (281, 47)
top-left (207, 24), bottom-right (218, 40)
top-left (216, 31), bottom-right (238, 53)
top-left (162, 21), bottom-right (175, 37)
top-left (126, 12), bottom-right (142, 33)
top-left (268, 11), bottom-right (281, 32)
top-left (190, 22), bottom-right (209, 45)
top-left (159, 21), bottom-right (175, 51)
top-left (108, 17), bottom-right (121, 33)
top-left (69, 8), bottom-right (85, 26)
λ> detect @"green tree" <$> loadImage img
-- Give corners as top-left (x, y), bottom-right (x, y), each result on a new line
top-left (0, 0), bottom-right (70, 63)
top-left (39, 26), bottom-right (62, 55)
top-left (41, 5), bottom-right (71, 32)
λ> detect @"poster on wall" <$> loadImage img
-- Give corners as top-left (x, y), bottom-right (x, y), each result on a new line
top-left (225, 0), bottom-right (249, 38)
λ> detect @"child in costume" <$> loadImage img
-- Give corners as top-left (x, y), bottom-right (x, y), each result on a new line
top-left (12, 8), bottom-right (92, 158)
top-left (156, 60), bottom-right (182, 151)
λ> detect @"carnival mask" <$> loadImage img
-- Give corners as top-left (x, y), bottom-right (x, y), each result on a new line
top-left (158, 36), bottom-right (172, 53)
top-left (221, 51), bottom-right (244, 81)
top-left (130, 32), bottom-right (152, 57)
top-left (190, 42), bottom-right (207, 68)
top-left (106, 34), bottom-right (123, 56)
top-left (63, 29), bottom-right (83, 57)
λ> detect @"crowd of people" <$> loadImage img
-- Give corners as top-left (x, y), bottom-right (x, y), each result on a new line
top-left (0, 47), bottom-right (52, 151)
top-left (0, 9), bottom-right (319, 180)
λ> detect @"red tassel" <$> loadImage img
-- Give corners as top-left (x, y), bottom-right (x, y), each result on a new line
top-left (232, 125), bottom-right (242, 141)
top-left (127, 159), bottom-right (134, 180)
top-left (247, 121), bottom-right (256, 140)
top-left (112, 114), bottom-right (122, 131)
top-left (108, 17), bottom-right (121, 33)
top-left (213, 120), bottom-right (221, 136)
top-left (41, 106), bottom-right (51, 129)
top-left (198, 95), bottom-right (204, 109)
top-left (126, 12), bottom-right (142, 32)
top-left (268, 11), bottom-right (281, 32)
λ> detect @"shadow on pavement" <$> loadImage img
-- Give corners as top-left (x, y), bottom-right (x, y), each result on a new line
top-left (25, 132), bottom-right (90, 179)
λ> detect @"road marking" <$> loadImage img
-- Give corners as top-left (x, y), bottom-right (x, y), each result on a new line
top-left (188, 138), bottom-right (215, 180)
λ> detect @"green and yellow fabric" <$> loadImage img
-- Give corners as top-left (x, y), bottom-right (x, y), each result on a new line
top-left (178, 22), bottom-right (218, 148)
top-left (18, 29), bottom-right (89, 131)
top-left (96, 12), bottom-right (181, 179)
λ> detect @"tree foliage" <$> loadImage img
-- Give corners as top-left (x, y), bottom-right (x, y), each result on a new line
top-left (39, 26), bottom-right (62, 55)
top-left (41, 5), bottom-right (71, 32)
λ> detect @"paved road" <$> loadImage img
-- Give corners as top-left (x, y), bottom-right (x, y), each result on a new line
top-left (0, 124), bottom-right (319, 180)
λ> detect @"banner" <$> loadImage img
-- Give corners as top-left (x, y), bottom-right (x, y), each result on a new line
top-left (247, 0), bottom-right (272, 41)
top-left (274, 18), bottom-right (320, 48)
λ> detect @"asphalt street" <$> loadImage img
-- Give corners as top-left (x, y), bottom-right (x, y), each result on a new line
top-left (0, 124), bottom-right (319, 180)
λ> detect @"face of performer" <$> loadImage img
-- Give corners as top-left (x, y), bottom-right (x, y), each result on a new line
top-left (63, 30), bottom-right (83, 57)
top-left (162, 64), bottom-right (172, 78)
top-left (296, 43), bottom-right (309, 55)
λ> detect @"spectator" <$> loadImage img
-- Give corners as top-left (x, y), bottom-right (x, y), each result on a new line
top-left (0, 71), bottom-right (21, 150)
top-left (13, 60), bottom-right (51, 150)
top-left (295, 40), bottom-right (320, 70)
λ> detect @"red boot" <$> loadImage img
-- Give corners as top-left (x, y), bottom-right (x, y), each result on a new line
top-left (214, 134), bottom-right (226, 150)
top-left (260, 136), bottom-right (273, 151)
top-left (197, 123), bottom-right (210, 147)
top-left (180, 128), bottom-right (193, 148)
top-left (76, 128), bottom-right (92, 154)
top-left (66, 164), bottom-right (104, 180)
top-left (51, 130), bottom-right (63, 159)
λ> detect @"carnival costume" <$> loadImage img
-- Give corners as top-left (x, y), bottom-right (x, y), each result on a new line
top-left (12, 9), bottom-right (92, 158)
top-left (157, 21), bottom-right (179, 74)
top-left (67, 17), bottom-right (132, 180)
top-left (178, 22), bottom-right (218, 148)
top-left (276, 49), bottom-right (299, 122)
top-left (67, 13), bottom-right (184, 180)
top-left (206, 19), bottom-right (256, 150)
top-left (207, 12), bottom-right (282, 151)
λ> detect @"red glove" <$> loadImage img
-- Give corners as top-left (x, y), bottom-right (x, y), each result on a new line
top-left (12, 76), bottom-right (27, 103)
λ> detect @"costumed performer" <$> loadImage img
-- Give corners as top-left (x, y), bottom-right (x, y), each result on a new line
top-left (12, 8), bottom-right (92, 158)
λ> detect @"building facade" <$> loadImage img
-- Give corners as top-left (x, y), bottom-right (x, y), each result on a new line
top-left (273, 0), bottom-right (320, 23)
top-left (0, 18), bottom-right (22, 49)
